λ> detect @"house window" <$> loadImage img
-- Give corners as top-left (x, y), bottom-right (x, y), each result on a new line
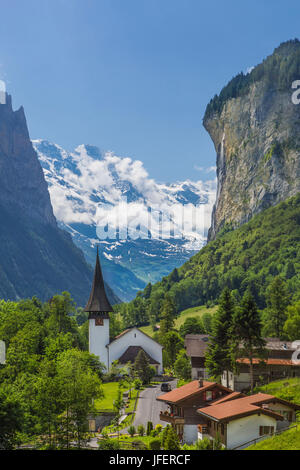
top-left (259, 426), bottom-right (274, 436)
top-left (280, 410), bottom-right (292, 421)
top-left (206, 391), bottom-right (213, 401)
top-left (95, 318), bottom-right (103, 326)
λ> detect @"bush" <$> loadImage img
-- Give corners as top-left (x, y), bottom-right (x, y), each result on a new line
top-left (146, 421), bottom-right (153, 436)
top-left (149, 438), bottom-right (161, 450)
top-left (137, 424), bottom-right (145, 436)
top-left (128, 425), bottom-right (136, 437)
top-left (98, 438), bottom-right (119, 450)
top-left (155, 424), bottom-right (162, 434)
top-left (134, 378), bottom-right (142, 390)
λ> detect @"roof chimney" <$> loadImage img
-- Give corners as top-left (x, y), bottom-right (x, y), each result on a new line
top-left (199, 378), bottom-right (204, 388)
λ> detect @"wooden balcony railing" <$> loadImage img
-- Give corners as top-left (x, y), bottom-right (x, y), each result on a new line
top-left (159, 411), bottom-right (184, 424)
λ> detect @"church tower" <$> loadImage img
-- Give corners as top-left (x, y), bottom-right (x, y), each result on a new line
top-left (84, 247), bottom-right (113, 369)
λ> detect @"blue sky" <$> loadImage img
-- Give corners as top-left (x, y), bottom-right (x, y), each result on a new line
top-left (0, 0), bottom-right (299, 182)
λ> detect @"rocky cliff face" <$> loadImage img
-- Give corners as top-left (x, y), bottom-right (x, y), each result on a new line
top-left (204, 40), bottom-right (300, 240)
top-left (0, 94), bottom-right (117, 305)
top-left (0, 95), bottom-right (56, 226)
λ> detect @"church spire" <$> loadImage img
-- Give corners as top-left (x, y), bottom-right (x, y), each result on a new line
top-left (84, 246), bottom-right (113, 317)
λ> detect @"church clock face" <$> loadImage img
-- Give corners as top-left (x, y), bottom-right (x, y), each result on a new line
top-left (95, 317), bottom-right (104, 326)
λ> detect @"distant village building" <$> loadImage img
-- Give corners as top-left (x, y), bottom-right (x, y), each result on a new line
top-left (184, 334), bottom-right (210, 379)
top-left (222, 338), bottom-right (300, 391)
top-left (157, 379), bottom-right (300, 448)
top-left (85, 248), bottom-right (163, 373)
top-left (185, 334), bottom-right (300, 391)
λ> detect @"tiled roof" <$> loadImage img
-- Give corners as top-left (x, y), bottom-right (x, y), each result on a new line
top-left (197, 395), bottom-right (284, 422)
top-left (184, 334), bottom-right (210, 357)
top-left (211, 392), bottom-right (245, 405)
top-left (237, 393), bottom-right (300, 410)
top-left (237, 358), bottom-right (300, 366)
top-left (264, 338), bottom-right (295, 351)
top-left (118, 346), bottom-right (159, 365)
top-left (113, 329), bottom-right (131, 341)
top-left (157, 380), bottom-right (228, 404)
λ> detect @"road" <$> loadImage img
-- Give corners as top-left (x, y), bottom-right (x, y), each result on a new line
top-left (87, 380), bottom-right (177, 446)
top-left (132, 379), bottom-right (177, 428)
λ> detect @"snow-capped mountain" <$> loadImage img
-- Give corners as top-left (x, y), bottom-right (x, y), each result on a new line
top-left (33, 139), bottom-right (216, 301)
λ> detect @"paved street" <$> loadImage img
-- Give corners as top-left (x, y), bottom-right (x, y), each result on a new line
top-left (132, 379), bottom-right (177, 428)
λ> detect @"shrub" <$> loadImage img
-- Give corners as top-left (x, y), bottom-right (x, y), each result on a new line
top-left (98, 439), bottom-right (119, 450)
top-left (149, 438), bottom-right (161, 450)
top-left (137, 424), bottom-right (145, 436)
top-left (128, 425), bottom-right (136, 437)
top-left (146, 421), bottom-right (153, 436)
top-left (134, 378), bottom-right (142, 390)
top-left (155, 424), bottom-right (162, 434)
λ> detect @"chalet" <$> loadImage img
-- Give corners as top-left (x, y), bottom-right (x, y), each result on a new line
top-left (184, 334), bottom-right (210, 379)
top-left (185, 334), bottom-right (300, 390)
top-left (86, 248), bottom-right (163, 373)
top-left (156, 379), bottom-right (235, 443)
top-left (157, 379), bottom-right (300, 447)
top-left (197, 393), bottom-right (300, 449)
top-left (222, 338), bottom-right (300, 391)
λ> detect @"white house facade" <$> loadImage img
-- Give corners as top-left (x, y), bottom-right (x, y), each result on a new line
top-left (108, 327), bottom-right (163, 374)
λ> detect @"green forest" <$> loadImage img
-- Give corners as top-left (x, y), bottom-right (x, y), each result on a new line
top-left (117, 193), bottom-right (300, 329)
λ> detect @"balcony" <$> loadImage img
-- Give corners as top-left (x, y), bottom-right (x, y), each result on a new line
top-left (160, 411), bottom-right (185, 425)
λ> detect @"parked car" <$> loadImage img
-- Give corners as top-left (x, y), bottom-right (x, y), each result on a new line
top-left (161, 382), bottom-right (171, 392)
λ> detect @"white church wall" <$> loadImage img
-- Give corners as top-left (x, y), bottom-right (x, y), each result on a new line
top-left (89, 318), bottom-right (109, 369)
top-left (108, 328), bottom-right (163, 374)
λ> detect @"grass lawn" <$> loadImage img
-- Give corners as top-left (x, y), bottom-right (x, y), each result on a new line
top-left (94, 382), bottom-right (138, 412)
top-left (254, 377), bottom-right (300, 405)
top-left (245, 424), bottom-right (300, 450)
top-left (140, 304), bottom-right (217, 338)
top-left (174, 304), bottom-right (218, 329)
top-left (101, 433), bottom-right (160, 449)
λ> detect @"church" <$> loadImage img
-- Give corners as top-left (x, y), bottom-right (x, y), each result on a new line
top-left (85, 248), bottom-right (163, 374)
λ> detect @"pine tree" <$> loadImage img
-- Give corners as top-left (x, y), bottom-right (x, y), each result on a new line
top-left (160, 294), bottom-right (176, 335)
top-left (133, 350), bottom-right (153, 384)
top-left (205, 288), bottom-right (235, 385)
top-left (164, 425), bottom-right (181, 450)
top-left (264, 276), bottom-right (290, 338)
top-left (231, 292), bottom-right (266, 393)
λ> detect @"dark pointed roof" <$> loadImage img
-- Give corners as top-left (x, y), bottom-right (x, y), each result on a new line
top-left (84, 246), bottom-right (113, 314)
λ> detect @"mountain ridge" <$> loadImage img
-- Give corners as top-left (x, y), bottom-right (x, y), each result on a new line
top-left (0, 94), bottom-right (117, 306)
top-left (33, 139), bottom-right (216, 301)
top-left (204, 39), bottom-right (300, 240)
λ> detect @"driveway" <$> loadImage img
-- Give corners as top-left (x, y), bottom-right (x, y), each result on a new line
top-left (132, 379), bottom-right (177, 428)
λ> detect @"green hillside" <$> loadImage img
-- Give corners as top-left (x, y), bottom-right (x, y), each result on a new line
top-left (246, 425), bottom-right (300, 450)
top-left (140, 304), bottom-right (217, 338)
top-left (254, 377), bottom-right (300, 405)
top-left (127, 193), bottom-right (300, 328)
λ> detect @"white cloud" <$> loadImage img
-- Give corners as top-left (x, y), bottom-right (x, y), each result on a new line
top-left (34, 140), bottom-right (217, 244)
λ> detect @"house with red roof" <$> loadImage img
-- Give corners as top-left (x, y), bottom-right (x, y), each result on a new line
top-left (197, 393), bottom-right (300, 449)
top-left (157, 379), bottom-right (299, 447)
top-left (184, 334), bottom-right (300, 390)
top-left (157, 379), bottom-right (235, 442)
top-left (221, 338), bottom-right (300, 391)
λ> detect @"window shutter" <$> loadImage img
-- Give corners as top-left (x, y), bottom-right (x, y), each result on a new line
top-left (259, 426), bottom-right (263, 436)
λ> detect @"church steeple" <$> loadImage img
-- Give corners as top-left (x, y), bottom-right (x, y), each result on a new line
top-left (84, 246), bottom-right (113, 318)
